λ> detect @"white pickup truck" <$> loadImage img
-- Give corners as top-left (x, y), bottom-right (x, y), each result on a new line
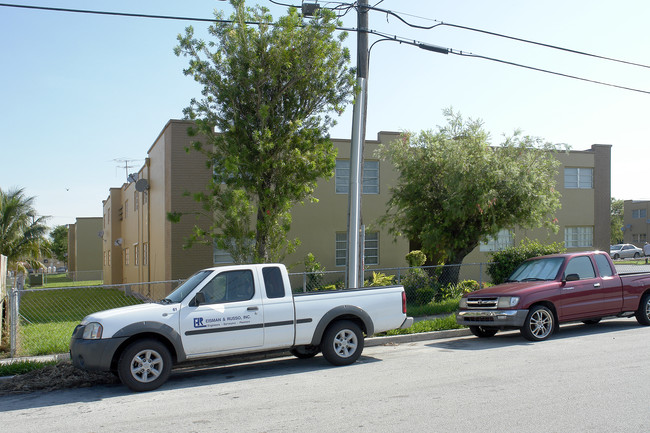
top-left (70, 263), bottom-right (413, 391)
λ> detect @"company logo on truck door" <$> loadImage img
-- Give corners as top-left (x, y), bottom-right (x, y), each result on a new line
top-left (192, 316), bottom-right (253, 329)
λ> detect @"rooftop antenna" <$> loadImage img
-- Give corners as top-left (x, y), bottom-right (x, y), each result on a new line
top-left (114, 158), bottom-right (142, 181)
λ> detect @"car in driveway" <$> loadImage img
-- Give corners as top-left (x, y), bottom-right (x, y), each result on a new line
top-left (610, 244), bottom-right (643, 259)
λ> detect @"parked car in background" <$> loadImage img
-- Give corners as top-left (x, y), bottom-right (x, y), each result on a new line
top-left (610, 244), bottom-right (643, 259)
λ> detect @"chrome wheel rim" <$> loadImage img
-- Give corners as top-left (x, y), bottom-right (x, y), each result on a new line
top-left (645, 298), bottom-right (650, 320)
top-left (332, 329), bottom-right (358, 358)
top-left (130, 349), bottom-right (164, 383)
top-left (529, 309), bottom-right (553, 339)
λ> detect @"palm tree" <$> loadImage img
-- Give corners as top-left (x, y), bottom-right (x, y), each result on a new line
top-left (0, 187), bottom-right (51, 273)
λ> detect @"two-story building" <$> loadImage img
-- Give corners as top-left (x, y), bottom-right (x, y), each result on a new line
top-left (102, 120), bottom-right (611, 291)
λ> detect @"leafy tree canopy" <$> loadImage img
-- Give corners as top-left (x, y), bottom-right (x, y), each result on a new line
top-left (172, 0), bottom-right (355, 263)
top-left (377, 108), bottom-right (563, 273)
top-left (49, 225), bottom-right (68, 263)
top-left (610, 197), bottom-right (624, 245)
top-left (0, 187), bottom-right (51, 273)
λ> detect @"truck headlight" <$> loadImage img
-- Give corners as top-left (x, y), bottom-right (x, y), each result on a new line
top-left (459, 297), bottom-right (468, 308)
top-left (497, 296), bottom-right (520, 308)
top-left (82, 322), bottom-right (103, 339)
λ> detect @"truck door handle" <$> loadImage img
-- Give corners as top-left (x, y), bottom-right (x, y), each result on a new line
top-left (593, 283), bottom-right (601, 288)
top-left (247, 306), bottom-right (259, 311)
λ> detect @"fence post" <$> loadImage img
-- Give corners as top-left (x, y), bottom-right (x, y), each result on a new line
top-left (10, 273), bottom-right (24, 358)
top-left (302, 273), bottom-right (307, 293)
top-left (479, 263), bottom-right (483, 288)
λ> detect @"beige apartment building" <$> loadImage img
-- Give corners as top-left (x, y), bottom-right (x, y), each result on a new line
top-left (623, 200), bottom-right (650, 246)
top-left (68, 217), bottom-right (103, 280)
top-left (102, 120), bottom-right (611, 290)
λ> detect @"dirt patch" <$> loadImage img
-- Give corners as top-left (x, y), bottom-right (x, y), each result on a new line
top-left (0, 361), bottom-right (120, 396)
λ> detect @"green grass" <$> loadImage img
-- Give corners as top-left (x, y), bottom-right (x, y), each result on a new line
top-left (0, 360), bottom-right (58, 377)
top-left (381, 314), bottom-right (463, 336)
top-left (9, 286), bottom-right (144, 357)
top-left (406, 298), bottom-right (460, 317)
top-left (39, 274), bottom-right (103, 288)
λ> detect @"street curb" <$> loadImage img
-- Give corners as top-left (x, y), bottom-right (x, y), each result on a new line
top-left (365, 328), bottom-right (471, 347)
top-left (0, 328), bottom-right (470, 370)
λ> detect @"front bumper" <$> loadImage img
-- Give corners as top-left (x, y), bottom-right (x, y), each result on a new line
top-left (69, 325), bottom-right (128, 372)
top-left (456, 309), bottom-right (528, 328)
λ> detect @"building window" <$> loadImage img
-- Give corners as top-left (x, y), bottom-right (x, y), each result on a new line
top-left (213, 242), bottom-right (234, 265)
top-left (134, 191), bottom-right (139, 212)
top-left (134, 244), bottom-right (139, 266)
top-left (632, 209), bottom-right (647, 219)
top-left (335, 160), bottom-right (380, 194)
top-left (107, 250), bottom-right (111, 266)
top-left (565, 226), bottom-right (593, 248)
top-left (143, 190), bottom-right (148, 205)
top-left (335, 231), bottom-right (380, 266)
top-left (143, 243), bottom-right (149, 266)
top-left (124, 248), bottom-right (130, 265)
top-left (124, 200), bottom-right (128, 219)
top-left (564, 167), bottom-right (593, 189)
top-left (633, 234), bottom-right (648, 243)
top-left (107, 208), bottom-right (110, 225)
top-left (480, 229), bottom-right (514, 252)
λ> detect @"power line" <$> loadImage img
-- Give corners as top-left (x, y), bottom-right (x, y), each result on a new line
top-left (366, 29), bottom-right (650, 95)
top-left (3, 2), bottom-right (649, 94)
top-left (365, 4), bottom-right (650, 70)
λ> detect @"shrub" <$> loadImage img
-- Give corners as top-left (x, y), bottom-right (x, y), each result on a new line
top-left (403, 268), bottom-right (434, 305)
top-left (405, 250), bottom-right (426, 267)
top-left (364, 271), bottom-right (395, 287)
top-left (487, 239), bottom-right (566, 284)
top-left (436, 280), bottom-right (480, 301)
top-left (304, 253), bottom-right (325, 290)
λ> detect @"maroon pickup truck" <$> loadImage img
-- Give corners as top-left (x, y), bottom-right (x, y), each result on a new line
top-left (456, 251), bottom-right (650, 341)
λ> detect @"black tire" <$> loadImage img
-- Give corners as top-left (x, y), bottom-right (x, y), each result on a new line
top-left (117, 339), bottom-right (172, 392)
top-left (290, 345), bottom-right (320, 359)
top-left (520, 305), bottom-right (555, 341)
top-left (635, 293), bottom-right (650, 326)
top-left (614, 253), bottom-right (620, 260)
top-left (582, 318), bottom-right (601, 325)
top-left (320, 320), bottom-right (364, 366)
top-left (634, 252), bottom-right (640, 259)
top-left (469, 326), bottom-right (498, 338)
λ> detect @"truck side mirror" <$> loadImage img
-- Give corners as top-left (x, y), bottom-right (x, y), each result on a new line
top-left (564, 273), bottom-right (580, 282)
top-left (191, 292), bottom-right (206, 307)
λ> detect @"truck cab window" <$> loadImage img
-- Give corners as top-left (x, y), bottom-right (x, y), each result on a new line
top-left (201, 270), bottom-right (254, 304)
top-left (263, 266), bottom-right (285, 299)
top-left (564, 256), bottom-right (596, 280)
top-left (594, 254), bottom-right (614, 277)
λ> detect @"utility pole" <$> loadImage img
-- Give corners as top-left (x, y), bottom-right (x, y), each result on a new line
top-left (346, 0), bottom-right (369, 288)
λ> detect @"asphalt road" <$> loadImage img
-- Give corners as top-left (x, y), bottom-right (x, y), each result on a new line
top-left (1, 319), bottom-right (649, 432)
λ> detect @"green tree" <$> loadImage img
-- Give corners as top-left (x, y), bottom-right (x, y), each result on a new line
top-left (377, 109), bottom-right (563, 283)
top-left (171, 0), bottom-right (355, 263)
top-left (49, 224), bottom-right (68, 263)
top-left (487, 239), bottom-right (566, 285)
top-left (0, 187), bottom-right (51, 273)
top-left (610, 197), bottom-right (624, 244)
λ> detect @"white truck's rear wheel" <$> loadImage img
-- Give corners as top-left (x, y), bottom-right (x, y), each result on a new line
top-left (321, 320), bottom-right (364, 366)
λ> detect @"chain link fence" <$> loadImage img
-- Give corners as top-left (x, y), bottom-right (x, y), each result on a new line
top-left (2, 263), bottom-right (488, 359)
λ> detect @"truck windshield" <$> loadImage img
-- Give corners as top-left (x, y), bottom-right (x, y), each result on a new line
top-left (508, 257), bottom-right (564, 282)
top-left (162, 270), bottom-right (213, 304)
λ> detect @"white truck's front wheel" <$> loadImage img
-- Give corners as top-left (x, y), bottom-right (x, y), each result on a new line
top-left (321, 320), bottom-right (364, 366)
top-left (118, 339), bottom-right (172, 392)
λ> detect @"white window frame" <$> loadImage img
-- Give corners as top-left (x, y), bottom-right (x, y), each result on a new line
top-left (480, 229), bottom-right (514, 252)
top-left (335, 231), bottom-right (380, 266)
top-left (213, 242), bottom-right (235, 265)
top-left (564, 167), bottom-right (593, 189)
top-left (565, 226), bottom-right (593, 248)
top-left (335, 160), bottom-right (380, 194)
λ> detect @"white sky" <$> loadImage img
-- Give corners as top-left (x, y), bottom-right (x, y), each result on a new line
top-left (1, 0), bottom-right (649, 230)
